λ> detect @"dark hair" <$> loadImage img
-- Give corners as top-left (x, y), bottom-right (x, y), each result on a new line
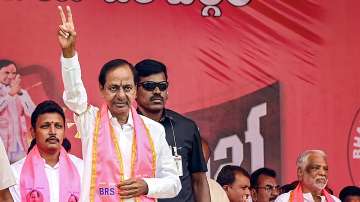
top-left (339, 186), bottom-right (360, 201)
top-left (0, 59), bottom-right (16, 69)
top-left (98, 59), bottom-right (137, 87)
top-left (134, 59), bottom-right (168, 82)
top-left (216, 165), bottom-right (250, 187)
top-left (280, 181), bottom-right (298, 194)
top-left (31, 100), bottom-right (65, 129)
top-left (27, 138), bottom-right (72, 153)
top-left (250, 167), bottom-right (277, 188)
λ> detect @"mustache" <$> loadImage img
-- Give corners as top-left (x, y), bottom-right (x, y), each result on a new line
top-left (114, 97), bottom-right (131, 106)
top-left (114, 100), bottom-right (130, 105)
top-left (46, 135), bottom-right (60, 143)
top-left (150, 95), bottom-right (164, 101)
top-left (316, 176), bottom-right (327, 181)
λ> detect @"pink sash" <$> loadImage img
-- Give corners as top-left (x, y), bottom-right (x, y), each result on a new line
top-left (289, 183), bottom-right (334, 202)
top-left (20, 146), bottom-right (81, 202)
top-left (90, 104), bottom-right (156, 202)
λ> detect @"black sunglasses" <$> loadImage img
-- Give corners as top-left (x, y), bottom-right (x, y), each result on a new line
top-left (138, 81), bottom-right (169, 91)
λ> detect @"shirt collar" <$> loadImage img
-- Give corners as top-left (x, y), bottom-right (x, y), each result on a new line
top-left (40, 157), bottom-right (60, 169)
top-left (302, 192), bottom-right (326, 201)
top-left (136, 108), bottom-right (170, 123)
top-left (108, 108), bottom-right (134, 128)
top-left (159, 110), bottom-right (168, 122)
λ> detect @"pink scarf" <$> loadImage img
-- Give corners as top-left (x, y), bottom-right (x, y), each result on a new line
top-left (289, 183), bottom-right (334, 202)
top-left (89, 104), bottom-right (156, 202)
top-left (20, 145), bottom-right (81, 202)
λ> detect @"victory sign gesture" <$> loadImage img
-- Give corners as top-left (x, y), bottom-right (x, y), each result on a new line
top-left (58, 6), bottom-right (76, 58)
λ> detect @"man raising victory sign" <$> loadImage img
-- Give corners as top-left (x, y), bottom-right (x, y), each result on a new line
top-left (57, 6), bottom-right (181, 202)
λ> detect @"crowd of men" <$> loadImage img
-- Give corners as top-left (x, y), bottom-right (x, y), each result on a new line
top-left (1, 5), bottom-right (360, 202)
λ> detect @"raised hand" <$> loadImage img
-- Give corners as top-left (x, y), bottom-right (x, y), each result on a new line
top-left (9, 74), bottom-right (21, 96)
top-left (57, 6), bottom-right (76, 58)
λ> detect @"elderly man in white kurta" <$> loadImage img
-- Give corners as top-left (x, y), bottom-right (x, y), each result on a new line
top-left (57, 6), bottom-right (181, 202)
top-left (275, 150), bottom-right (340, 202)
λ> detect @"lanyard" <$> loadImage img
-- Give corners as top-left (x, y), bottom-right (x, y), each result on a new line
top-left (169, 118), bottom-right (179, 156)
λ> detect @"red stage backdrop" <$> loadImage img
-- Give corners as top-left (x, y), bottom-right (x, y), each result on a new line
top-left (1, 0), bottom-right (360, 193)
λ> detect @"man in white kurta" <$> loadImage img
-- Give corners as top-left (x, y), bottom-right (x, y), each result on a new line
top-left (57, 6), bottom-right (181, 202)
top-left (9, 100), bottom-right (83, 202)
top-left (0, 138), bottom-right (15, 202)
top-left (274, 150), bottom-right (340, 202)
top-left (9, 152), bottom-right (83, 202)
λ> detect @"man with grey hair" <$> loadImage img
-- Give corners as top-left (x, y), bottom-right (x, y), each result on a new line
top-left (275, 150), bottom-right (340, 202)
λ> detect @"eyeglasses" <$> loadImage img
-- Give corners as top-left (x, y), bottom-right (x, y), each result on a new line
top-left (256, 185), bottom-right (280, 193)
top-left (138, 81), bottom-right (169, 91)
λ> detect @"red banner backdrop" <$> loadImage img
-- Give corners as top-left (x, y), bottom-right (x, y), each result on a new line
top-left (1, 0), bottom-right (360, 193)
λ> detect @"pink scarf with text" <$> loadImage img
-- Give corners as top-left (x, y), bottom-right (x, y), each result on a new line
top-left (89, 104), bottom-right (156, 202)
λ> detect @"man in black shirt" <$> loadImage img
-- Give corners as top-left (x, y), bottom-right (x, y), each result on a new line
top-left (135, 59), bottom-right (210, 202)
